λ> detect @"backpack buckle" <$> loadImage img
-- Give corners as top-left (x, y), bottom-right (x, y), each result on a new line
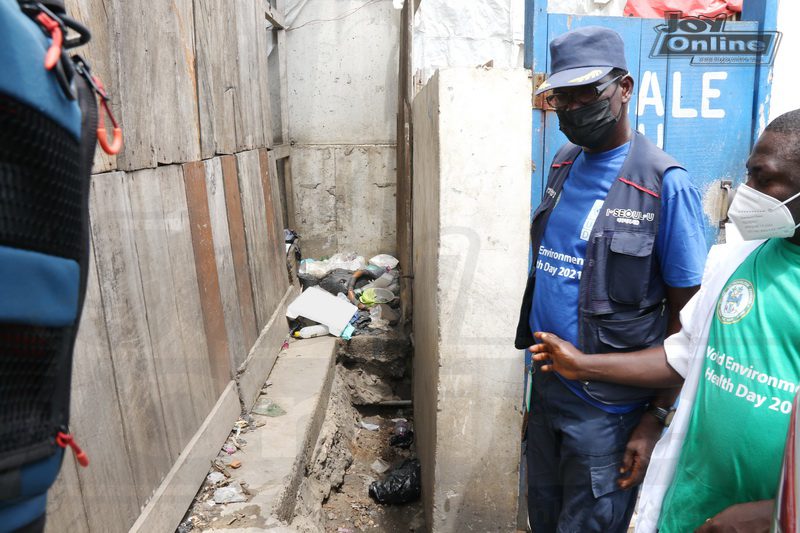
top-left (73, 56), bottom-right (123, 155)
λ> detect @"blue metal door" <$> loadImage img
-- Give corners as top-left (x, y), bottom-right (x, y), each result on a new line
top-left (525, 1), bottom-right (777, 246)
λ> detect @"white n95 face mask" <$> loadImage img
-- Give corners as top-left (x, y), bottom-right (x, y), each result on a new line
top-left (727, 184), bottom-right (800, 240)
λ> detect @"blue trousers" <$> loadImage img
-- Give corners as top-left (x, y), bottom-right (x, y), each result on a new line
top-left (526, 370), bottom-right (644, 533)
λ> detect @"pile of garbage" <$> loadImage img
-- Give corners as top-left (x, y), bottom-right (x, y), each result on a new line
top-left (358, 417), bottom-right (420, 505)
top-left (286, 252), bottom-right (402, 340)
top-left (178, 415), bottom-right (263, 531)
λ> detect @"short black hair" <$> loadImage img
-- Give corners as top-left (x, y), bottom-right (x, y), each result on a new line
top-left (610, 67), bottom-right (629, 78)
top-left (765, 109), bottom-right (800, 164)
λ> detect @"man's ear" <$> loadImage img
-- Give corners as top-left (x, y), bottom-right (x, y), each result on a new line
top-left (620, 75), bottom-right (635, 104)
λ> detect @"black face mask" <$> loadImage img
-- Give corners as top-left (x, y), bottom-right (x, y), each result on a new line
top-left (556, 97), bottom-right (621, 150)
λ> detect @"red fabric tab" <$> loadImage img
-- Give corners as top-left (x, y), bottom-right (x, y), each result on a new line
top-left (618, 177), bottom-right (660, 198)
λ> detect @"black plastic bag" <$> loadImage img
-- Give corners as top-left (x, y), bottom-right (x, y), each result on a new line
top-left (389, 419), bottom-right (414, 449)
top-left (390, 429), bottom-right (414, 449)
top-left (368, 459), bottom-right (421, 504)
top-left (318, 269), bottom-right (355, 295)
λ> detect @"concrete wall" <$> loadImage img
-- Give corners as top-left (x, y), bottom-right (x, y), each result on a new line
top-left (292, 145), bottom-right (397, 257)
top-left (286, 0), bottom-right (400, 258)
top-left (411, 72), bottom-right (441, 532)
top-left (769, 0), bottom-right (800, 122)
top-left (412, 68), bottom-right (531, 532)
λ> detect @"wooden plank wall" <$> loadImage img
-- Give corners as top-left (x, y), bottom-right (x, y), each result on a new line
top-left (44, 0), bottom-right (293, 531)
top-left (204, 158), bottom-right (249, 370)
top-left (90, 171), bottom-right (174, 503)
top-left (220, 156), bottom-right (260, 350)
top-left (236, 150), bottom-right (281, 337)
top-left (194, 0), bottom-right (238, 158)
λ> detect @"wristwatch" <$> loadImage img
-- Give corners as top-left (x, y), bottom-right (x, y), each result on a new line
top-left (647, 406), bottom-right (676, 427)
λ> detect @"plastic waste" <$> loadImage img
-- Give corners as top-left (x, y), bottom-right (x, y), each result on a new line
top-left (368, 306), bottom-right (390, 330)
top-left (366, 264), bottom-right (385, 276)
top-left (368, 459), bottom-right (421, 504)
top-left (389, 425), bottom-right (414, 450)
top-left (293, 325), bottom-right (329, 339)
top-left (369, 304), bottom-right (399, 329)
top-left (369, 254), bottom-right (399, 270)
top-left (207, 471), bottom-right (226, 484)
top-left (359, 288), bottom-right (396, 306)
top-left (360, 271), bottom-right (397, 292)
top-left (298, 272), bottom-right (320, 290)
top-left (326, 252), bottom-right (367, 272)
top-left (300, 259), bottom-right (330, 279)
top-left (393, 419), bottom-right (409, 434)
top-left (390, 420), bottom-right (414, 449)
top-left (252, 398), bottom-right (286, 417)
top-left (286, 286), bottom-right (358, 337)
top-left (341, 323), bottom-right (355, 340)
top-left (213, 483), bottom-right (247, 504)
top-left (371, 458), bottom-right (391, 474)
top-left (318, 269), bottom-right (354, 296)
top-left (299, 253), bottom-right (368, 280)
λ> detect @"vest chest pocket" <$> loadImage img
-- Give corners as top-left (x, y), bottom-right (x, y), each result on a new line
top-left (594, 305), bottom-right (666, 351)
top-left (607, 231), bottom-right (656, 305)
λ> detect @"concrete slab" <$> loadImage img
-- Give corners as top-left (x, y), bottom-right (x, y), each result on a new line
top-left (412, 68), bottom-right (531, 532)
top-left (204, 336), bottom-right (337, 531)
top-left (236, 285), bottom-right (297, 411)
top-left (337, 330), bottom-right (412, 404)
top-left (336, 329), bottom-right (411, 365)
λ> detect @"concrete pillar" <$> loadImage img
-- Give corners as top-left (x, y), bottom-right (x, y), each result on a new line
top-left (412, 68), bottom-right (531, 532)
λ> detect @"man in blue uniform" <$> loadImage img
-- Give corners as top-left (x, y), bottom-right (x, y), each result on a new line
top-left (514, 26), bottom-right (707, 532)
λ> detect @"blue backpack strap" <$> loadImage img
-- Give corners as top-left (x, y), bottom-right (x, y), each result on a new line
top-left (0, 1), bottom-right (97, 527)
top-left (0, 1), bottom-right (81, 138)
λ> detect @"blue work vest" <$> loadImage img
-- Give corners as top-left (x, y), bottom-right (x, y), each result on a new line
top-left (515, 132), bottom-right (683, 406)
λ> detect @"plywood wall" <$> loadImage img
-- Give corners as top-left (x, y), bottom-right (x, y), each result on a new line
top-left (44, 1), bottom-right (290, 531)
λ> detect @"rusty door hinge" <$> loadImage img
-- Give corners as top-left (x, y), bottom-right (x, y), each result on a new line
top-left (532, 72), bottom-right (554, 111)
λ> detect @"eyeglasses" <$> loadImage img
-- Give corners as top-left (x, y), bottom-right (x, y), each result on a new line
top-left (545, 75), bottom-right (624, 110)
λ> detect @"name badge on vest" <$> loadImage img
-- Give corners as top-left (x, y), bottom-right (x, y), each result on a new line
top-left (580, 199), bottom-right (604, 241)
top-left (605, 207), bottom-right (656, 226)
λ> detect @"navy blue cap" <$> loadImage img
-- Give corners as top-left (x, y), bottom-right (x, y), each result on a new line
top-left (535, 26), bottom-right (628, 95)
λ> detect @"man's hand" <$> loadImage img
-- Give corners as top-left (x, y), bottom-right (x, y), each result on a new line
top-left (618, 413), bottom-right (662, 489)
top-left (530, 332), bottom-right (588, 380)
top-left (694, 500), bottom-right (773, 533)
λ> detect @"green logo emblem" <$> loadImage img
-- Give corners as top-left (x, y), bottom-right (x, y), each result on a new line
top-left (717, 279), bottom-right (755, 324)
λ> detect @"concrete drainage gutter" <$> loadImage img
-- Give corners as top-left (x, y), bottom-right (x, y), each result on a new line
top-left (179, 325), bottom-right (417, 532)
top-left (180, 336), bottom-right (337, 531)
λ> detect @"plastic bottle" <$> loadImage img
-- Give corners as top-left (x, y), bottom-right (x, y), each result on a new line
top-left (293, 325), bottom-right (330, 339)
